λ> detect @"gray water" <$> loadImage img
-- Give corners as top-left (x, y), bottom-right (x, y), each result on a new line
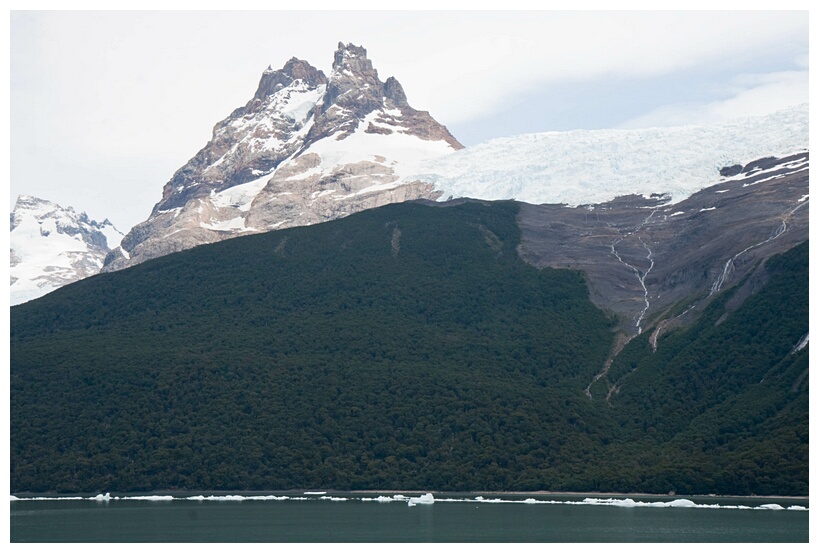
top-left (10, 493), bottom-right (809, 542)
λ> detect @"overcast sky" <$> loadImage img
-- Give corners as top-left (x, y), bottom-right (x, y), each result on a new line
top-left (9, 9), bottom-right (810, 231)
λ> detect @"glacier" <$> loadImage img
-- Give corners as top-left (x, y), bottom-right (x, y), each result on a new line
top-left (410, 104), bottom-right (808, 207)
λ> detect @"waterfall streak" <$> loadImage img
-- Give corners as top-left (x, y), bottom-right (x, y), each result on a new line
top-left (710, 200), bottom-right (808, 296)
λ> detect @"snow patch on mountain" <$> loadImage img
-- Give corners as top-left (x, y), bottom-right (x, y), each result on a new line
top-left (10, 196), bottom-right (123, 305)
top-left (200, 216), bottom-right (258, 232)
top-left (288, 109), bottom-right (455, 187)
top-left (209, 173), bottom-right (272, 212)
top-left (208, 81), bottom-right (327, 173)
top-left (411, 104), bottom-right (807, 206)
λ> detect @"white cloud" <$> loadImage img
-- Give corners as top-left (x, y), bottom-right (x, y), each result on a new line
top-left (618, 69), bottom-right (809, 128)
top-left (377, 11), bottom-right (808, 124)
top-left (9, 10), bottom-right (809, 231)
top-left (12, 11), bottom-right (808, 154)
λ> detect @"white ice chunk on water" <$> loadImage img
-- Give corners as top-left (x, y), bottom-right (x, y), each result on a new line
top-left (666, 499), bottom-right (698, 508)
top-left (7, 493), bottom-right (807, 511)
top-left (582, 497), bottom-right (698, 508)
top-left (758, 504), bottom-right (784, 510)
top-left (187, 495), bottom-right (246, 501)
top-left (408, 493), bottom-right (435, 506)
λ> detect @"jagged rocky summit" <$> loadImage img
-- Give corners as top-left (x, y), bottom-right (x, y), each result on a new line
top-left (103, 42), bottom-right (463, 271)
top-left (10, 196), bottom-right (123, 305)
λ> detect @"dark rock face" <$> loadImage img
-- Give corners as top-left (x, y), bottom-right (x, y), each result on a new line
top-left (254, 58), bottom-right (327, 101)
top-left (317, 43), bottom-right (384, 126)
top-left (743, 157), bottom-right (778, 173)
top-left (154, 58), bottom-right (329, 214)
top-left (720, 164), bottom-right (742, 177)
top-left (517, 152), bottom-right (809, 339)
top-left (384, 76), bottom-right (408, 106)
top-left (305, 42), bottom-right (463, 148)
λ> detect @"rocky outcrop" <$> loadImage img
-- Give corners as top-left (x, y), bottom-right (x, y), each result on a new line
top-left (516, 152), bottom-right (809, 401)
top-left (303, 43), bottom-right (462, 149)
top-left (104, 42), bottom-right (462, 272)
top-left (517, 152), bottom-right (809, 338)
top-left (153, 57), bottom-right (329, 214)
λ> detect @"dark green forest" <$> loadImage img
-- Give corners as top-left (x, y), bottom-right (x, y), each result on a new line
top-left (10, 201), bottom-right (808, 495)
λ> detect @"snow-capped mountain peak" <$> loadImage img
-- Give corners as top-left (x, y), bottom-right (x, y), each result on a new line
top-left (255, 57), bottom-right (327, 101)
top-left (103, 42), bottom-right (462, 272)
top-left (10, 196), bottom-right (123, 305)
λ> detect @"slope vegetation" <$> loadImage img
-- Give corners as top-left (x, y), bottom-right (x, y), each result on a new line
top-left (10, 201), bottom-right (807, 495)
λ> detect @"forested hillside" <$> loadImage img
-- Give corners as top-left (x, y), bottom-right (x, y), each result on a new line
top-left (10, 201), bottom-right (808, 495)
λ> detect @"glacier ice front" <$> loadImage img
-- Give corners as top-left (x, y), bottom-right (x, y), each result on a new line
top-left (411, 104), bottom-right (808, 208)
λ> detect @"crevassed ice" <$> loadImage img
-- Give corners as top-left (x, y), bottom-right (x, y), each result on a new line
top-left (409, 105), bottom-right (808, 207)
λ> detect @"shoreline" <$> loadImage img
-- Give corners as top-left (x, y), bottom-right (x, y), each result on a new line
top-left (10, 489), bottom-right (810, 501)
top-left (352, 490), bottom-right (810, 500)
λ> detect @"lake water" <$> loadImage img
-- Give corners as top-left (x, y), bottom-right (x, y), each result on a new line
top-left (10, 492), bottom-right (809, 542)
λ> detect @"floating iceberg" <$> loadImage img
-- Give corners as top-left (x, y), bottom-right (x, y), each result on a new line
top-left (408, 493), bottom-right (435, 507)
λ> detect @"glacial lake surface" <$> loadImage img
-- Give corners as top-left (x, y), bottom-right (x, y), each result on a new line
top-left (10, 492), bottom-right (809, 542)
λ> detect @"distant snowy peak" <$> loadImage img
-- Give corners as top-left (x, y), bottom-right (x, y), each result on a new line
top-left (413, 104), bottom-right (808, 207)
top-left (10, 196), bottom-right (123, 305)
top-left (11, 195), bottom-right (122, 248)
top-left (105, 42), bottom-right (462, 272)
